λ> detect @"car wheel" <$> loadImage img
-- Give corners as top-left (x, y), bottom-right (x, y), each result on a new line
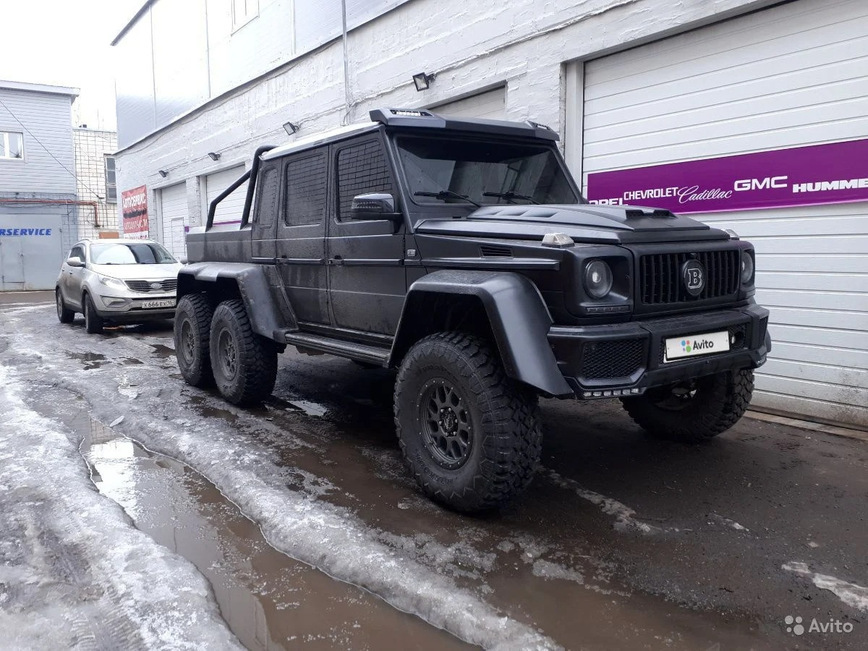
top-left (394, 332), bottom-right (542, 513)
top-left (174, 293), bottom-right (214, 387)
top-left (56, 289), bottom-right (74, 324)
top-left (83, 293), bottom-right (104, 334)
top-left (620, 369), bottom-right (754, 443)
top-left (209, 299), bottom-right (278, 405)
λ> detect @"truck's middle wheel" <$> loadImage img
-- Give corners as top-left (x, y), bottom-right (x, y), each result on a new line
top-left (394, 332), bottom-right (542, 513)
top-left (209, 299), bottom-right (278, 405)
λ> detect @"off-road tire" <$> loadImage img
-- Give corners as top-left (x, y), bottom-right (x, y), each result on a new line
top-left (620, 369), bottom-right (754, 443)
top-left (83, 293), bottom-right (104, 334)
top-left (209, 299), bottom-right (278, 405)
top-left (394, 332), bottom-right (542, 513)
top-left (56, 289), bottom-right (74, 324)
top-left (174, 293), bottom-right (215, 387)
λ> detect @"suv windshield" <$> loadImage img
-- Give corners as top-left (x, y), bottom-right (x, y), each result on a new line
top-left (396, 135), bottom-right (579, 207)
top-left (90, 242), bottom-right (176, 265)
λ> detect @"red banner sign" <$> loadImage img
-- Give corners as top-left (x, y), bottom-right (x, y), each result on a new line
top-left (121, 185), bottom-right (149, 239)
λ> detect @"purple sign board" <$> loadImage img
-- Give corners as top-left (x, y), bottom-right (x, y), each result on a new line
top-left (586, 138), bottom-right (868, 214)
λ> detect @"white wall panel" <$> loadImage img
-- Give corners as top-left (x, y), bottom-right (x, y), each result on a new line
top-left (159, 183), bottom-right (188, 261)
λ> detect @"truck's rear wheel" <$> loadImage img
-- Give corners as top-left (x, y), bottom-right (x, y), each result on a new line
top-left (175, 294), bottom-right (214, 387)
top-left (620, 369), bottom-right (754, 443)
top-left (210, 299), bottom-right (278, 405)
top-left (394, 332), bottom-right (542, 513)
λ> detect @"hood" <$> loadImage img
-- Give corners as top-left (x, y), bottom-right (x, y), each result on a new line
top-left (91, 263), bottom-right (183, 281)
top-left (415, 204), bottom-right (728, 244)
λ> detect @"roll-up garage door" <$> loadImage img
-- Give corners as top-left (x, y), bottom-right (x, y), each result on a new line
top-left (205, 166), bottom-right (247, 225)
top-left (159, 183), bottom-right (187, 261)
top-left (580, 0), bottom-right (868, 427)
top-left (430, 87), bottom-right (506, 120)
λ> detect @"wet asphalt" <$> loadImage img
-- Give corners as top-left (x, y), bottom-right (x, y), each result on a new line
top-left (1, 291), bottom-right (866, 650)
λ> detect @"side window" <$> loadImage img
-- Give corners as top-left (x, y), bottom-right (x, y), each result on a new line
top-left (336, 140), bottom-right (393, 221)
top-left (284, 152), bottom-right (327, 227)
top-left (255, 164), bottom-right (280, 228)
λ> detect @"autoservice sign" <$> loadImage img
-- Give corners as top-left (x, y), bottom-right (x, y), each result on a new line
top-left (121, 185), bottom-right (149, 239)
top-left (586, 138), bottom-right (868, 214)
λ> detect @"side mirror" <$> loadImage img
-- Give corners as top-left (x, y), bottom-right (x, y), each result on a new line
top-left (67, 256), bottom-right (85, 268)
top-left (350, 193), bottom-right (402, 221)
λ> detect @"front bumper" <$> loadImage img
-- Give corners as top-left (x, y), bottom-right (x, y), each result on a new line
top-left (93, 293), bottom-right (177, 321)
top-left (548, 304), bottom-right (770, 398)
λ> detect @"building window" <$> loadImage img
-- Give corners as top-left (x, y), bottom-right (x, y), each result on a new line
top-left (0, 132), bottom-right (24, 160)
top-left (232, 0), bottom-right (259, 30)
top-left (104, 156), bottom-right (117, 202)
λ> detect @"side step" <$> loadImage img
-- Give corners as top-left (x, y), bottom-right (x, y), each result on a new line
top-left (282, 331), bottom-right (391, 366)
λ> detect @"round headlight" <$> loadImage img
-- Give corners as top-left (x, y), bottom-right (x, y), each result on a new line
top-left (741, 251), bottom-right (755, 284)
top-left (584, 260), bottom-right (613, 299)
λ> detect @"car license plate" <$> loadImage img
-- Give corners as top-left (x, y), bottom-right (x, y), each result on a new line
top-left (141, 299), bottom-right (175, 309)
top-left (664, 330), bottom-right (729, 362)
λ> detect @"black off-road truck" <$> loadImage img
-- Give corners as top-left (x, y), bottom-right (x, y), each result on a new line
top-left (175, 108), bottom-right (770, 512)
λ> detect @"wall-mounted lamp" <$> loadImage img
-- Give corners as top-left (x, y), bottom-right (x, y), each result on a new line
top-left (158, 169), bottom-right (169, 178)
top-left (207, 151), bottom-right (221, 161)
top-left (412, 72), bottom-right (435, 92)
top-left (283, 121), bottom-right (299, 135)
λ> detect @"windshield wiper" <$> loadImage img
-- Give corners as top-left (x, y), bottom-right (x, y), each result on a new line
top-left (414, 190), bottom-right (480, 207)
top-left (482, 191), bottom-right (539, 204)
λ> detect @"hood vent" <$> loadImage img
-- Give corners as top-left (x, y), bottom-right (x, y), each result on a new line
top-left (480, 244), bottom-right (513, 258)
top-left (625, 209), bottom-right (675, 218)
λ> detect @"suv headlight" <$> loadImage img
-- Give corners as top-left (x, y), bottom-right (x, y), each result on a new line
top-left (741, 251), bottom-right (755, 285)
top-left (584, 260), bottom-right (613, 299)
top-left (98, 275), bottom-right (126, 291)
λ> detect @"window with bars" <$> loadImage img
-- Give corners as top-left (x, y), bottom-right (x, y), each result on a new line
top-left (284, 152), bottom-right (327, 226)
top-left (104, 156), bottom-right (117, 202)
top-left (336, 140), bottom-right (393, 221)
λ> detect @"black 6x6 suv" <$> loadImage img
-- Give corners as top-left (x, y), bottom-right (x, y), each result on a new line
top-left (174, 108), bottom-right (770, 512)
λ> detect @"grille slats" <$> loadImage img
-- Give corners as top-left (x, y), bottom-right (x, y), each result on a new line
top-left (125, 279), bottom-right (178, 293)
top-left (640, 250), bottom-right (739, 305)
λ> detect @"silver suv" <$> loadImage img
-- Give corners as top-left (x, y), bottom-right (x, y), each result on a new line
top-left (55, 238), bottom-right (182, 334)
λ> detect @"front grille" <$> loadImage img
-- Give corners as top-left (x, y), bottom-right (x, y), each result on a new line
top-left (581, 339), bottom-right (645, 379)
top-left (125, 279), bottom-right (177, 293)
top-left (640, 250), bottom-right (739, 305)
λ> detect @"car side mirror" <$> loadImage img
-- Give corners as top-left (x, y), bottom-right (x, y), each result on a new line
top-left (67, 256), bottom-right (85, 268)
top-left (350, 193), bottom-right (402, 221)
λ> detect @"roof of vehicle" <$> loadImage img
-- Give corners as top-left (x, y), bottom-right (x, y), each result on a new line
top-left (260, 108), bottom-right (559, 162)
top-left (77, 238), bottom-right (162, 246)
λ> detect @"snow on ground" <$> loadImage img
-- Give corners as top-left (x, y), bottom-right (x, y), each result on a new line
top-left (0, 362), bottom-right (242, 650)
top-left (0, 304), bottom-right (558, 650)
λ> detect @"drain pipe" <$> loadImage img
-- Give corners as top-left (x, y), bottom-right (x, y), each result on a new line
top-left (0, 198), bottom-right (101, 227)
top-left (341, 0), bottom-right (351, 124)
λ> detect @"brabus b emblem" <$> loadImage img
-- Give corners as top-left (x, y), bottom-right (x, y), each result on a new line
top-left (682, 260), bottom-right (705, 296)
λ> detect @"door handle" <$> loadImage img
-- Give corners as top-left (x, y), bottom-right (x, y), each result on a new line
top-left (329, 256), bottom-right (343, 265)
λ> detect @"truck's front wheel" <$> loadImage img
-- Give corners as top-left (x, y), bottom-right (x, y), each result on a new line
top-left (175, 293), bottom-right (214, 387)
top-left (209, 299), bottom-right (278, 405)
top-left (394, 332), bottom-right (542, 513)
top-left (620, 369), bottom-right (754, 443)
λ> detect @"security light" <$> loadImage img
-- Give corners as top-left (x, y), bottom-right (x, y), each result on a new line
top-left (158, 169), bottom-right (169, 178)
top-left (413, 72), bottom-right (435, 92)
top-left (207, 152), bottom-right (221, 161)
top-left (283, 121), bottom-right (299, 135)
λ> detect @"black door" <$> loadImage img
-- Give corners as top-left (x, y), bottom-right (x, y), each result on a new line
top-left (275, 149), bottom-right (330, 325)
top-left (327, 136), bottom-right (406, 336)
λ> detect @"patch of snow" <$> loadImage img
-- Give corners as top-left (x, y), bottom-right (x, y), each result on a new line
top-left (533, 559), bottom-right (584, 584)
top-left (783, 562), bottom-right (868, 613)
top-left (288, 399), bottom-right (328, 417)
top-left (546, 469), bottom-right (663, 535)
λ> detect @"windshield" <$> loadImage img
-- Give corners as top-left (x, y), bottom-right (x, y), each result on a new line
top-left (396, 135), bottom-right (579, 207)
top-left (90, 242), bottom-right (177, 265)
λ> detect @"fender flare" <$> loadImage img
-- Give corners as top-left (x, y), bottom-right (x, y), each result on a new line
top-left (177, 262), bottom-right (293, 339)
top-left (390, 270), bottom-right (572, 397)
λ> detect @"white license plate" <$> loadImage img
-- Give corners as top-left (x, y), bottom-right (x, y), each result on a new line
top-left (140, 299), bottom-right (175, 309)
top-left (664, 330), bottom-right (730, 362)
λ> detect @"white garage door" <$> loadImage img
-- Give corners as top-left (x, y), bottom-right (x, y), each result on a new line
top-left (430, 87), bottom-right (506, 120)
top-left (205, 166), bottom-right (247, 225)
top-left (159, 183), bottom-right (187, 261)
top-left (580, 0), bottom-right (868, 427)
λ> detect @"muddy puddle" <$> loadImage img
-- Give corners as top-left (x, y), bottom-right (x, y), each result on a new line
top-left (77, 417), bottom-right (470, 650)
